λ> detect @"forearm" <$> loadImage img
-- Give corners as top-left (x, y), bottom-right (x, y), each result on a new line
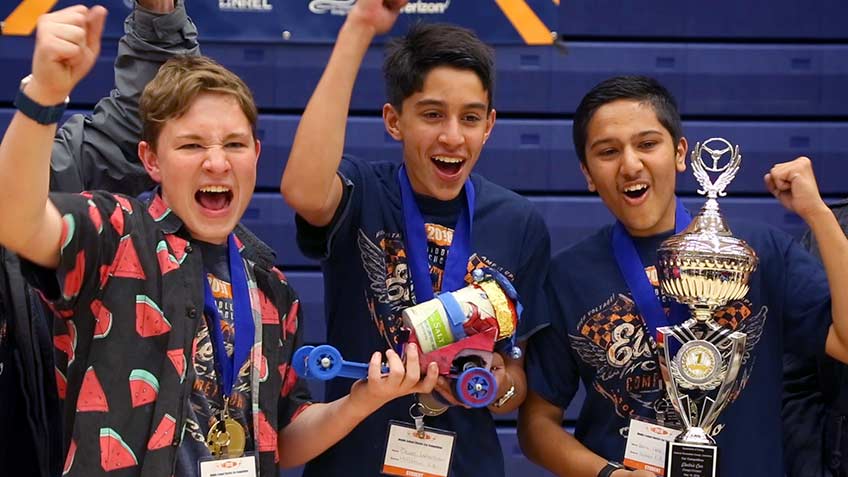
top-left (281, 19), bottom-right (375, 224)
top-left (277, 394), bottom-right (379, 468)
top-left (806, 206), bottom-right (848, 362)
top-left (0, 85), bottom-right (60, 253)
top-left (518, 393), bottom-right (610, 477)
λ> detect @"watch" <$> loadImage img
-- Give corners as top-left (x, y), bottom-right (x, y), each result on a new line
top-left (14, 74), bottom-right (69, 125)
top-left (597, 461), bottom-right (624, 477)
top-left (492, 377), bottom-right (516, 408)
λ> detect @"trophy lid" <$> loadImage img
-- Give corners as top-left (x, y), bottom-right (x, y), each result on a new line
top-left (656, 138), bottom-right (758, 314)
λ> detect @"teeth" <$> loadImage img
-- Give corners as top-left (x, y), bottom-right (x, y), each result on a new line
top-left (432, 156), bottom-right (464, 164)
top-left (199, 186), bottom-right (230, 193)
top-left (624, 184), bottom-right (648, 193)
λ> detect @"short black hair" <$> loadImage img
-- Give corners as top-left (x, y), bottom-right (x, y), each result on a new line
top-left (383, 22), bottom-right (495, 112)
top-left (573, 75), bottom-right (682, 164)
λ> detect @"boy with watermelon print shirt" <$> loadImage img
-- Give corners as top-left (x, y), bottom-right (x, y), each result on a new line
top-left (0, 5), bottom-right (439, 477)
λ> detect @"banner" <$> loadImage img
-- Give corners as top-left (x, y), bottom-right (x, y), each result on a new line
top-left (2, 0), bottom-right (557, 45)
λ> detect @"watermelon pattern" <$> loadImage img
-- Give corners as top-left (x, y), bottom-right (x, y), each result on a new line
top-left (167, 348), bottom-right (186, 382)
top-left (62, 251), bottom-right (85, 301)
top-left (135, 295), bottom-right (171, 337)
top-left (99, 428), bottom-right (138, 471)
top-left (147, 414), bottom-right (176, 450)
top-left (62, 440), bottom-right (76, 475)
top-left (56, 367), bottom-right (67, 400)
top-left (77, 366), bottom-right (108, 412)
top-left (87, 199), bottom-right (103, 234)
top-left (112, 236), bottom-right (146, 280)
top-left (155, 240), bottom-right (180, 275)
top-left (91, 299), bottom-right (113, 339)
top-left (129, 369), bottom-right (160, 408)
top-left (43, 192), bottom-right (305, 475)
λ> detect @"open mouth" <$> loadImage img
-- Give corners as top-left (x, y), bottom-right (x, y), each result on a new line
top-left (431, 155), bottom-right (464, 176)
top-left (195, 185), bottom-right (233, 211)
top-left (623, 183), bottom-right (649, 200)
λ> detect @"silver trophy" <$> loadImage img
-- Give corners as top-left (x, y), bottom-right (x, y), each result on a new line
top-left (655, 138), bottom-right (759, 477)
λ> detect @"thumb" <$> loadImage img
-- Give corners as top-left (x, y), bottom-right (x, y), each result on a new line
top-left (85, 6), bottom-right (107, 58)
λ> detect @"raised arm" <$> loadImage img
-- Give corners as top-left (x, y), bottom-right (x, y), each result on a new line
top-left (765, 156), bottom-right (848, 364)
top-left (51, 0), bottom-right (199, 195)
top-left (280, 0), bottom-right (406, 226)
top-left (0, 5), bottom-right (105, 268)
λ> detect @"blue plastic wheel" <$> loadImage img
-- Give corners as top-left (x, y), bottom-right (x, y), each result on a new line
top-left (308, 344), bottom-right (343, 380)
top-left (455, 367), bottom-right (496, 408)
top-left (292, 345), bottom-right (314, 378)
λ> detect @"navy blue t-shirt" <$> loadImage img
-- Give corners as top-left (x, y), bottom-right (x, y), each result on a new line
top-left (297, 156), bottom-right (550, 477)
top-left (527, 218), bottom-right (832, 477)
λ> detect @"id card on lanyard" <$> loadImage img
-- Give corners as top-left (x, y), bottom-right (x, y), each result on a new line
top-left (201, 234), bottom-right (255, 460)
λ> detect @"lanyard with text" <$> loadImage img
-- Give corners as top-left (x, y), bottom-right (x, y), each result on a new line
top-left (202, 234), bottom-right (255, 402)
top-left (397, 166), bottom-right (475, 304)
top-left (611, 198), bottom-right (691, 335)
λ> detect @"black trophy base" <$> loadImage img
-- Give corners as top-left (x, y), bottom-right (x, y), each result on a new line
top-left (665, 441), bottom-right (718, 477)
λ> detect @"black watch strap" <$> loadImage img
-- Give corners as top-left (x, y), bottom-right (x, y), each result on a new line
top-left (14, 83), bottom-right (67, 125)
top-left (598, 462), bottom-right (625, 477)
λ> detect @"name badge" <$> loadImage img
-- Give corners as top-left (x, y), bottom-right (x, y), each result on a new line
top-left (624, 418), bottom-right (682, 476)
top-left (199, 455), bottom-right (257, 477)
top-left (382, 420), bottom-right (456, 477)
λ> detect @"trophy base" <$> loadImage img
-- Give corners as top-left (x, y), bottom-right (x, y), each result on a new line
top-left (666, 441), bottom-right (718, 477)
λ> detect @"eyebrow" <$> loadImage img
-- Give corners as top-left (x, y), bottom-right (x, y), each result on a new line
top-left (174, 132), bottom-right (252, 142)
top-left (589, 129), bottom-right (664, 149)
top-left (414, 98), bottom-right (488, 111)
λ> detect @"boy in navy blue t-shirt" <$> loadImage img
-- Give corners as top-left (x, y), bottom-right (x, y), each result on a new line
top-left (281, 0), bottom-right (550, 475)
top-left (518, 75), bottom-right (848, 477)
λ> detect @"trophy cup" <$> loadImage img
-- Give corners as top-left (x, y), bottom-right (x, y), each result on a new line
top-left (655, 138), bottom-right (759, 477)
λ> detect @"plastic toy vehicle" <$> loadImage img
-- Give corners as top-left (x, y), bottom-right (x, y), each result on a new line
top-left (293, 268), bottom-right (521, 408)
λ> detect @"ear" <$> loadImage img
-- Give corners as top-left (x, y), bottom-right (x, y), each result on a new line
top-left (675, 136), bottom-right (688, 173)
top-left (383, 103), bottom-right (403, 141)
top-left (138, 141), bottom-right (163, 183)
top-left (483, 108), bottom-right (497, 144)
top-left (254, 138), bottom-right (262, 163)
top-left (579, 162), bottom-right (597, 192)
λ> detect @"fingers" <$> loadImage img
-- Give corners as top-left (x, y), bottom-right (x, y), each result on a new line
top-left (414, 362), bottom-right (439, 394)
top-left (85, 6), bottom-right (107, 59)
top-left (401, 343), bottom-right (422, 386)
top-left (366, 351), bottom-right (383, 382)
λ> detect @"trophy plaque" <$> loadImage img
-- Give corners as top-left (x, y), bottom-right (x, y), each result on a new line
top-left (655, 138), bottom-right (759, 477)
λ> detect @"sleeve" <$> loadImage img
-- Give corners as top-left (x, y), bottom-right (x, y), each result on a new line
top-left (294, 156), bottom-right (363, 260)
top-left (50, 0), bottom-right (199, 196)
top-left (21, 191), bottom-right (134, 316)
top-left (278, 288), bottom-right (313, 427)
top-left (515, 208), bottom-right (551, 341)
top-left (524, 277), bottom-right (581, 410)
top-left (779, 234), bottom-right (833, 358)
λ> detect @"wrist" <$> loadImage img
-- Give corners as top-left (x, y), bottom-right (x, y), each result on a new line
top-left (342, 14), bottom-right (379, 39)
top-left (597, 462), bottom-right (625, 477)
top-left (24, 76), bottom-right (69, 107)
top-left (490, 371), bottom-right (516, 409)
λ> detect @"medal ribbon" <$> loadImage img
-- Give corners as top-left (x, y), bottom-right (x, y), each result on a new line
top-left (611, 198), bottom-right (691, 334)
top-left (397, 165), bottom-right (475, 304)
top-left (202, 234), bottom-right (255, 400)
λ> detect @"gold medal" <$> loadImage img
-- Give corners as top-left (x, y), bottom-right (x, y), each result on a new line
top-left (206, 397), bottom-right (247, 458)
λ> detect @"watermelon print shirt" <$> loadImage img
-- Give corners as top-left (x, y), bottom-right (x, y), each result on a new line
top-left (23, 191), bottom-right (311, 477)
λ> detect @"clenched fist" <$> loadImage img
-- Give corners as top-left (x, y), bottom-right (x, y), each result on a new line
top-left (764, 156), bottom-right (829, 222)
top-left (28, 5), bottom-right (107, 106)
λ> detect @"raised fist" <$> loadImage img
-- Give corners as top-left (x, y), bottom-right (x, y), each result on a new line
top-left (347, 0), bottom-right (407, 36)
top-left (29, 5), bottom-right (106, 105)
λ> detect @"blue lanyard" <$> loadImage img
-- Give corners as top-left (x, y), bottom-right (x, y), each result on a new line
top-left (202, 234), bottom-right (255, 398)
top-left (397, 166), bottom-right (475, 303)
top-left (611, 198), bottom-right (691, 335)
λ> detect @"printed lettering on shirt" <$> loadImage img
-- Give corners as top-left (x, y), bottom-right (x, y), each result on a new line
top-left (569, 267), bottom-right (768, 427)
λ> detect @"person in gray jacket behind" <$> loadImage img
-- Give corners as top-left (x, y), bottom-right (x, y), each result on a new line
top-left (0, 2), bottom-right (197, 475)
top-left (783, 199), bottom-right (848, 477)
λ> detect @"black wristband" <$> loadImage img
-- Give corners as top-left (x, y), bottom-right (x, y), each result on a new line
top-left (14, 76), bottom-right (68, 125)
top-left (598, 462), bottom-right (624, 477)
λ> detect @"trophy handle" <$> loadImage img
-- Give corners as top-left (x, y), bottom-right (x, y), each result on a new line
top-left (656, 327), bottom-right (693, 430)
top-left (698, 330), bottom-right (746, 433)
